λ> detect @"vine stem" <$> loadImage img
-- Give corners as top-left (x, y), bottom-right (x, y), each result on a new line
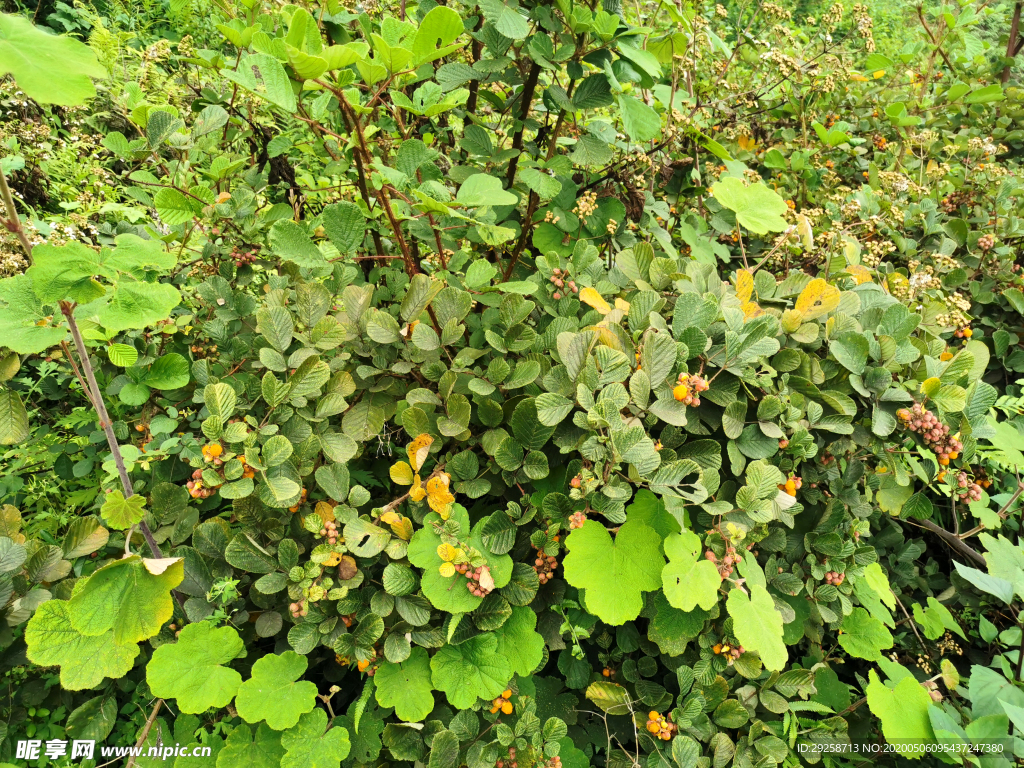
top-left (59, 302), bottom-right (186, 610)
top-left (0, 164), bottom-right (34, 264)
top-left (126, 699), bottom-right (163, 768)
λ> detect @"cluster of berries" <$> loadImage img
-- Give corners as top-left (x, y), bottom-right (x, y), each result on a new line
top-left (489, 689), bottom-right (515, 716)
top-left (340, 612), bottom-right (356, 628)
top-left (705, 546), bottom-right (737, 579)
top-left (186, 468), bottom-right (216, 499)
top-left (645, 711), bottom-right (677, 741)
top-left (897, 403), bottom-right (962, 466)
top-left (238, 454), bottom-right (255, 479)
top-left (289, 600), bottom-right (308, 619)
top-left (953, 471), bottom-right (984, 502)
top-left (672, 372), bottom-right (709, 406)
top-left (356, 654), bottom-right (380, 675)
top-left (568, 511), bottom-right (587, 530)
top-left (711, 642), bottom-right (744, 665)
top-left (454, 562), bottom-right (493, 596)
top-left (873, 135), bottom-right (888, 150)
top-left (495, 746), bottom-right (518, 768)
top-left (778, 475), bottom-right (802, 497)
top-left (533, 548), bottom-right (559, 585)
top-left (978, 234), bottom-right (996, 251)
top-left (319, 519), bottom-right (340, 545)
top-left (233, 248), bottom-right (257, 267)
top-left (953, 326), bottom-right (973, 339)
top-left (189, 342), bottom-right (219, 361)
top-left (824, 571), bottom-right (845, 586)
top-left (601, 666), bottom-right (615, 678)
top-left (940, 190), bottom-right (974, 213)
top-left (202, 443), bottom-right (224, 464)
top-left (289, 487), bottom-right (308, 513)
top-left (549, 268), bottom-right (579, 301)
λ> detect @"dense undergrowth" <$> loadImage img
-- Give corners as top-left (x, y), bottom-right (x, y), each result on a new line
top-left (0, 0), bottom-right (1023, 766)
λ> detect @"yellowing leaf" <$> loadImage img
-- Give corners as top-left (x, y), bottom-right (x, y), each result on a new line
top-left (439, 562), bottom-right (456, 578)
top-left (735, 269), bottom-right (754, 303)
top-left (390, 461), bottom-right (415, 485)
top-left (380, 509), bottom-right (403, 526)
top-left (588, 325), bottom-right (622, 351)
top-left (741, 301), bottom-right (764, 320)
top-left (322, 552), bottom-right (343, 567)
top-left (850, 72), bottom-right (870, 82)
top-left (872, 69), bottom-right (886, 79)
top-left (478, 566), bottom-right (495, 592)
top-left (409, 475), bottom-right (426, 502)
top-left (437, 543), bottom-right (458, 562)
top-left (407, 433), bottom-right (433, 473)
top-left (315, 501), bottom-right (336, 524)
top-left (390, 515), bottom-right (414, 540)
top-left (426, 473), bottom-right (455, 518)
top-left (796, 214), bottom-right (814, 251)
top-left (794, 278), bottom-right (840, 321)
top-left (846, 265), bottom-right (873, 284)
top-left (614, 298), bottom-right (630, 312)
top-left (579, 287), bottom-right (611, 315)
top-left (737, 134), bottom-right (756, 151)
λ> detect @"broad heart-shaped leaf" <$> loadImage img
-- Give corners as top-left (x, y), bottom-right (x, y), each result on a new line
top-left (837, 607), bottom-right (893, 661)
top-left (25, 600), bottom-right (139, 690)
top-left (69, 554), bottom-right (184, 645)
top-left (374, 646), bottom-right (435, 722)
top-left (216, 723), bottom-right (285, 768)
top-left (235, 651), bottom-right (318, 730)
top-left (866, 670), bottom-right (934, 755)
top-left (412, 6), bottom-right (464, 65)
top-left (281, 709), bottom-right (350, 768)
top-left (430, 633), bottom-right (513, 709)
top-left (269, 220), bottom-right (327, 268)
top-left (222, 52), bottom-right (297, 112)
top-left (0, 14), bottom-right (107, 105)
top-left (146, 622), bottom-right (244, 713)
top-left (662, 531), bottom-right (720, 612)
top-left (563, 518), bottom-right (663, 625)
top-left (726, 584), bottom-right (787, 671)
top-left (407, 506), bottom-right (513, 612)
top-left (494, 605), bottom-right (545, 677)
top-left (94, 280), bottom-right (181, 332)
top-left (617, 94), bottom-right (661, 143)
top-left (0, 273), bottom-right (69, 354)
top-left (100, 490), bottom-right (146, 530)
top-left (456, 173), bottom-right (518, 207)
top-left (711, 178), bottom-right (789, 234)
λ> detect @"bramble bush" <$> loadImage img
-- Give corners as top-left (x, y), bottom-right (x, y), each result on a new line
top-left (1, 0), bottom-right (1024, 766)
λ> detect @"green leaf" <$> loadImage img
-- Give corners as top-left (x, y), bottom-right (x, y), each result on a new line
top-left (964, 84), bottom-right (1004, 104)
top-left (412, 6), bottom-right (464, 65)
top-left (223, 53), bottom-right (297, 112)
top-left (0, 387), bottom-right (28, 445)
top-left (69, 554), bottom-right (183, 644)
top-left (281, 709), bottom-right (350, 768)
top-left (235, 651), bottom-right (318, 730)
top-left (0, 14), bottom-right (106, 105)
top-left (662, 531), bottom-right (720, 612)
top-left (478, 0), bottom-right (528, 39)
top-left (519, 168), bottom-right (562, 199)
top-left (430, 633), bottom-right (513, 709)
top-left (216, 724), bottom-right (285, 768)
top-left (838, 607), bottom-right (893, 661)
top-left (536, 393), bottom-right (574, 426)
top-left (269, 221), bottom-right (326, 268)
top-left (830, 332), bottom-right (869, 374)
top-left (100, 490), bottom-right (146, 530)
top-left (584, 681), bottom-right (632, 715)
top-left (494, 605), bottom-right (545, 677)
top-left (617, 94), bottom-right (661, 143)
top-left (107, 343), bottom-right (138, 367)
top-left (726, 584), bottom-right (787, 671)
top-left (154, 188), bottom-right (198, 226)
top-left (321, 202), bottom-right (366, 254)
top-left (563, 518), bottom-right (664, 625)
top-left (0, 273), bottom-right (68, 354)
top-left (710, 178), bottom-right (789, 234)
top-left (145, 353), bottom-right (190, 389)
top-left (25, 600), bottom-right (139, 690)
top-left (866, 670), bottom-right (935, 754)
top-left (374, 646), bottom-right (435, 722)
top-left (146, 621), bottom-right (244, 713)
top-left (97, 281), bottom-right (181, 332)
top-left (457, 174), bottom-right (518, 207)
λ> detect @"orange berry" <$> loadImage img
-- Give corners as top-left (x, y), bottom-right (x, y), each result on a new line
top-left (649, 711), bottom-right (659, 720)
top-left (502, 689), bottom-right (513, 699)
top-left (673, 384), bottom-right (690, 402)
top-left (501, 701), bottom-right (513, 715)
top-left (647, 722), bottom-right (661, 734)
top-left (206, 443), bottom-right (223, 457)
top-left (963, 328), bottom-right (973, 338)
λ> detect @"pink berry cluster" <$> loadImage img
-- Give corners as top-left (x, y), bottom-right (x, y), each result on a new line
top-left (954, 471), bottom-right (983, 502)
top-left (234, 248), bottom-right (257, 268)
top-left (186, 468), bottom-right (215, 499)
top-left (897, 403), bottom-right (962, 466)
top-left (289, 600), bottom-right (308, 619)
top-left (533, 550), bottom-right (559, 584)
top-left (496, 747), bottom-right (518, 768)
top-left (978, 234), bottom-right (996, 251)
top-left (673, 372), bottom-right (709, 406)
top-left (549, 267), bottom-right (579, 301)
top-left (319, 519), bottom-right (340, 544)
top-left (455, 562), bottom-right (492, 597)
top-left (824, 571), bottom-right (845, 586)
top-left (544, 758), bottom-right (562, 768)
top-left (705, 545), bottom-right (737, 579)
top-left (568, 511), bottom-right (587, 529)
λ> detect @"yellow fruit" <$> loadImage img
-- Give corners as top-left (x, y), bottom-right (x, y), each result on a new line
top-left (940, 351), bottom-right (953, 361)
top-left (647, 722), bottom-right (660, 734)
top-left (939, 458), bottom-right (949, 466)
top-left (501, 701), bottom-right (514, 715)
top-left (649, 711), bottom-right (659, 720)
top-left (673, 384), bottom-right (690, 401)
top-left (503, 689), bottom-right (513, 699)
top-left (948, 452), bottom-right (958, 460)
top-left (206, 443), bottom-right (223, 457)
top-left (785, 480), bottom-right (796, 495)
